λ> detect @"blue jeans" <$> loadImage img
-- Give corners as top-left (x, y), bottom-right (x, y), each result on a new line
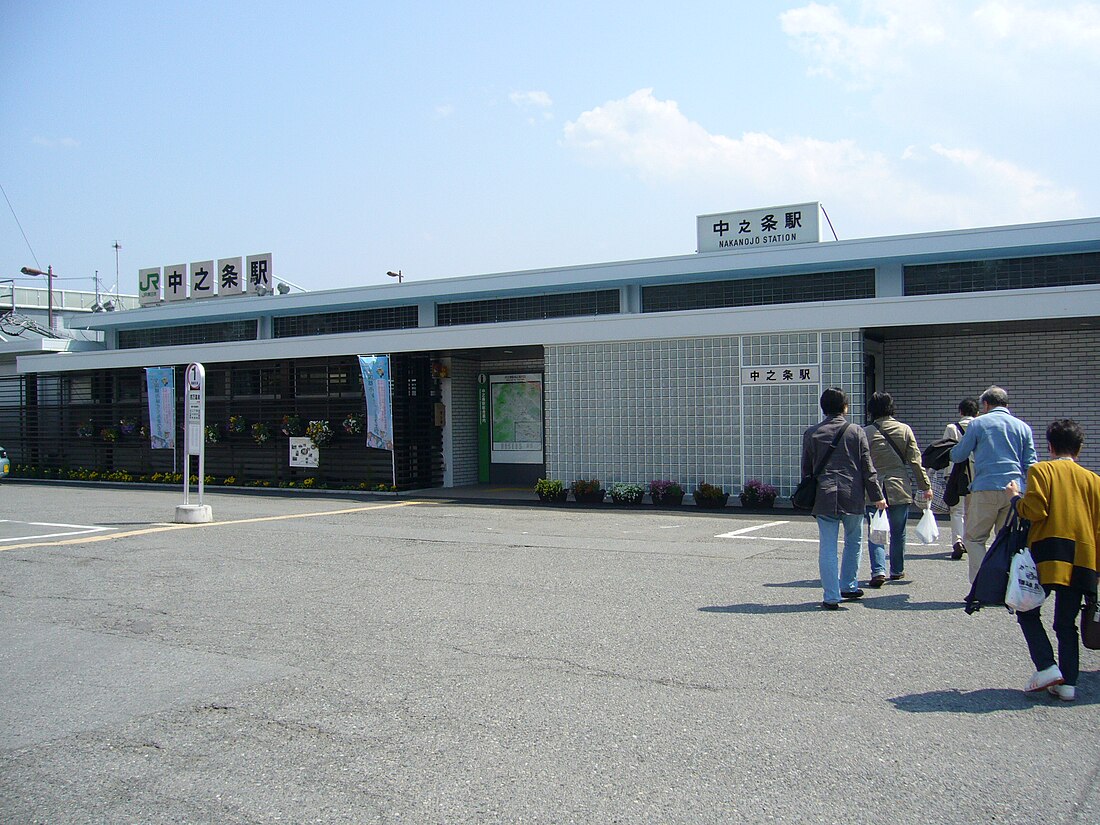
top-left (865, 503), bottom-right (910, 577)
top-left (817, 514), bottom-right (864, 604)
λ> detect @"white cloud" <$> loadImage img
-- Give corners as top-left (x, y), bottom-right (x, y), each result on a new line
top-left (780, 0), bottom-right (1100, 85)
top-left (562, 89), bottom-right (1081, 235)
top-left (32, 136), bottom-right (80, 149)
top-left (510, 90), bottom-right (553, 109)
top-left (780, 1), bottom-right (947, 85)
top-left (434, 104), bottom-right (455, 119)
top-left (973, 1), bottom-right (1100, 50)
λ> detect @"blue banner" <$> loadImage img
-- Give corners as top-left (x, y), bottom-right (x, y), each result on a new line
top-left (358, 355), bottom-right (393, 451)
top-left (145, 367), bottom-right (176, 450)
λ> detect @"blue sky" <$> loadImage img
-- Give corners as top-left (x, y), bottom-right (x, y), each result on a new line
top-left (2, 0), bottom-right (1099, 294)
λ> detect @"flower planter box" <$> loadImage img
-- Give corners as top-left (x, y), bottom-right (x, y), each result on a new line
top-left (693, 493), bottom-right (730, 508)
top-left (650, 493), bottom-right (685, 507)
top-left (738, 495), bottom-right (775, 509)
top-left (573, 491), bottom-right (606, 504)
top-left (537, 490), bottom-right (568, 503)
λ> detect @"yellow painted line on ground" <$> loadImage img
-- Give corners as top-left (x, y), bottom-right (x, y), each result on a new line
top-left (0, 500), bottom-right (425, 553)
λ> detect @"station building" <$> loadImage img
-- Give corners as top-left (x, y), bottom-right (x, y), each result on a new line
top-left (3, 207), bottom-right (1099, 496)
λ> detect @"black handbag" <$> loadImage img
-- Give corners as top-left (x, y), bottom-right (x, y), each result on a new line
top-left (943, 459), bottom-right (972, 507)
top-left (964, 509), bottom-right (1030, 614)
top-left (1082, 599), bottom-right (1100, 650)
top-left (792, 423), bottom-right (849, 510)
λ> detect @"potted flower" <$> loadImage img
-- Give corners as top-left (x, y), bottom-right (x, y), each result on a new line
top-left (280, 414), bottom-right (304, 437)
top-left (609, 482), bottom-right (645, 504)
top-left (740, 479), bottom-right (779, 509)
top-left (305, 419), bottom-right (334, 447)
top-left (570, 478), bottom-right (605, 504)
top-left (342, 412), bottom-right (363, 435)
top-left (100, 425), bottom-right (120, 442)
top-left (251, 421), bottom-right (271, 445)
top-left (118, 418), bottom-right (137, 436)
top-left (649, 480), bottom-right (685, 506)
top-left (205, 423), bottom-right (223, 443)
top-left (77, 421), bottom-right (95, 439)
top-left (535, 478), bottom-right (568, 503)
top-left (693, 482), bottom-right (729, 508)
top-left (228, 414), bottom-right (248, 435)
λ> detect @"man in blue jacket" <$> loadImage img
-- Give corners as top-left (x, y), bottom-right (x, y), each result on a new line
top-left (950, 386), bottom-right (1037, 583)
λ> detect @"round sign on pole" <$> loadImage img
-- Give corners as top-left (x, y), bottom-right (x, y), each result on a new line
top-left (185, 363), bottom-right (205, 456)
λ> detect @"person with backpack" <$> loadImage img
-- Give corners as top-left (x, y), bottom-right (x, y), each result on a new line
top-left (863, 392), bottom-right (933, 586)
top-left (945, 399), bottom-right (979, 560)
top-left (950, 386), bottom-right (1038, 583)
top-left (1004, 419), bottom-right (1100, 701)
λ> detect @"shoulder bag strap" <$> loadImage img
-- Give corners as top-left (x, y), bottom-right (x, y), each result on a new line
top-left (812, 423), bottom-right (850, 478)
top-left (873, 422), bottom-right (908, 465)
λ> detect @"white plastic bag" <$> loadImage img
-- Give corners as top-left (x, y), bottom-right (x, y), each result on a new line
top-left (914, 507), bottom-right (940, 545)
top-left (1006, 548), bottom-right (1046, 612)
top-left (869, 509), bottom-right (890, 545)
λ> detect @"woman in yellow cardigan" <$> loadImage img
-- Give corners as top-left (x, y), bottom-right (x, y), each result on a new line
top-left (1005, 419), bottom-right (1100, 701)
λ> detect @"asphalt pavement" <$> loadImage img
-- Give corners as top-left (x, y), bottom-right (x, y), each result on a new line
top-left (0, 481), bottom-right (1096, 824)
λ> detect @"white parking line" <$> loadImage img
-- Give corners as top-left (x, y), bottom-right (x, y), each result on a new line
top-left (0, 519), bottom-right (110, 542)
top-left (715, 520), bottom-right (818, 543)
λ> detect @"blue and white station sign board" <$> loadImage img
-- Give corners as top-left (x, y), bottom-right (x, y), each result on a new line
top-left (697, 202), bottom-right (822, 253)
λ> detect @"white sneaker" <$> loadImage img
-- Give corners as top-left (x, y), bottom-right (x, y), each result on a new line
top-left (1047, 684), bottom-right (1076, 701)
top-left (1026, 664), bottom-right (1064, 692)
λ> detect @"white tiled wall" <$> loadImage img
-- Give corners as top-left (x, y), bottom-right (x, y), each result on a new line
top-left (544, 332), bottom-right (865, 495)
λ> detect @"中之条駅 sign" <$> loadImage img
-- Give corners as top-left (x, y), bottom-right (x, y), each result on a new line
top-left (697, 203), bottom-right (822, 253)
top-left (138, 253), bottom-right (273, 306)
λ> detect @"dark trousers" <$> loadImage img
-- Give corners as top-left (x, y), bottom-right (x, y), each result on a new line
top-left (1016, 585), bottom-right (1084, 685)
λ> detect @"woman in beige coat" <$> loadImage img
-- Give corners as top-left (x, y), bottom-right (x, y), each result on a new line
top-left (864, 392), bottom-right (933, 585)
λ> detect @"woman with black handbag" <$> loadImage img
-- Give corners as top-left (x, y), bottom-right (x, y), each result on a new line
top-left (1005, 419), bottom-right (1100, 701)
top-left (801, 387), bottom-right (886, 610)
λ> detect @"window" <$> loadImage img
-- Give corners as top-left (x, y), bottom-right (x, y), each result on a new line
top-left (273, 306), bottom-right (418, 338)
top-left (642, 270), bottom-right (875, 312)
top-left (118, 320), bottom-right (257, 349)
top-left (437, 290), bottom-right (619, 326)
top-left (904, 252), bottom-right (1100, 296)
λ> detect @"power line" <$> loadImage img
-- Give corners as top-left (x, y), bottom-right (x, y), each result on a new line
top-left (0, 181), bottom-right (42, 269)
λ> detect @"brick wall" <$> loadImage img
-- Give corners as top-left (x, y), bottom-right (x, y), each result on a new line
top-left (884, 329), bottom-right (1100, 473)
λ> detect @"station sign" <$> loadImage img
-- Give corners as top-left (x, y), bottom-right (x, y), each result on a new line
top-left (139, 252), bottom-right (273, 306)
top-left (697, 203), bottom-right (822, 253)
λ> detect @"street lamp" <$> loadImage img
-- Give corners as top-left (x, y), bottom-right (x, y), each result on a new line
top-left (20, 265), bottom-right (55, 330)
top-left (386, 270), bottom-right (403, 283)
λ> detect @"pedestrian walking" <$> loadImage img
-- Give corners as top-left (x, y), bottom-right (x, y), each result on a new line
top-left (1005, 419), bottom-right (1100, 701)
top-left (863, 392), bottom-right (933, 586)
top-left (801, 387), bottom-right (886, 610)
top-left (950, 386), bottom-right (1037, 583)
top-left (946, 398), bottom-right (979, 560)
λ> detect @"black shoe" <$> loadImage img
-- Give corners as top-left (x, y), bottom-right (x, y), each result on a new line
top-left (889, 573), bottom-right (905, 581)
top-left (951, 541), bottom-right (966, 560)
top-left (841, 589), bottom-right (864, 600)
top-left (820, 601), bottom-right (840, 610)
top-left (868, 575), bottom-right (887, 588)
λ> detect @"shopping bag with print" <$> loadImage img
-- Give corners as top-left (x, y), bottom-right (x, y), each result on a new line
top-left (1005, 548), bottom-right (1046, 613)
top-left (869, 509), bottom-right (890, 545)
